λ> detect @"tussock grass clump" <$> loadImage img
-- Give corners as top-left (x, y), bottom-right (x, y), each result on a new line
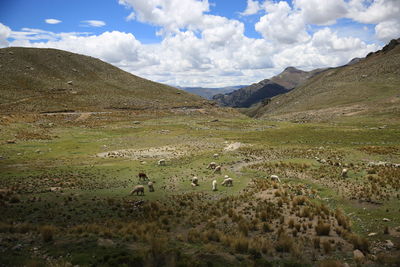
top-left (275, 234), bottom-right (294, 253)
top-left (347, 233), bottom-right (369, 253)
top-left (322, 240), bottom-right (332, 254)
top-left (40, 225), bottom-right (57, 242)
top-left (232, 235), bottom-right (249, 253)
top-left (334, 208), bottom-right (350, 230)
top-left (315, 222), bottom-right (331, 236)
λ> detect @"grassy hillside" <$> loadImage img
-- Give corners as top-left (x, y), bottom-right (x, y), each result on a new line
top-left (0, 47), bottom-right (207, 113)
top-left (252, 39), bottom-right (400, 122)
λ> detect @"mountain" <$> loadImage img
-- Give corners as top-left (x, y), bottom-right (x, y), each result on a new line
top-left (0, 47), bottom-right (207, 113)
top-left (251, 38), bottom-right (400, 121)
top-left (212, 67), bottom-right (323, 108)
top-left (180, 85), bottom-right (245, 100)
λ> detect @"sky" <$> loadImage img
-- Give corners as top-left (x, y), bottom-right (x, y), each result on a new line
top-left (0, 0), bottom-right (399, 87)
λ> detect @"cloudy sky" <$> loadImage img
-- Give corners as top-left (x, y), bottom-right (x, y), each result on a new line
top-left (0, 0), bottom-right (399, 87)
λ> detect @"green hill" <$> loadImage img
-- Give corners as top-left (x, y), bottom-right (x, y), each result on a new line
top-left (0, 47), bottom-right (207, 113)
top-left (250, 38), bottom-right (400, 122)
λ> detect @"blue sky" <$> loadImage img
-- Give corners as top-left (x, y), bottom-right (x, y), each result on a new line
top-left (0, 0), bottom-right (399, 87)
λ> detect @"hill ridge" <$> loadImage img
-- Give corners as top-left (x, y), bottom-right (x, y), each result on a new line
top-left (0, 47), bottom-right (207, 113)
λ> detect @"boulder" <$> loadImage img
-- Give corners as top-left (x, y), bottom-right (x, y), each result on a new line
top-left (353, 249), bottom-right (365, 262)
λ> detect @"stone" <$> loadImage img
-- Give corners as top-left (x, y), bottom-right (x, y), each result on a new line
top-left (383, 218), bottom-right (390, 222)
top-left (385, 240), bottom-right (394, 249)
top-left (97, 238), bottom-right (115, 248)
top-left (353, 249), bottom-right (365, 262)
top-left (368, 232), bottom-right (377, 237)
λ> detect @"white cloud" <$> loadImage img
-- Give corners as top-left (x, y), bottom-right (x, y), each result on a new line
top-left (118, 0), bottom-right (209, 33)
top-left (273, 28), bottom-right (379, 70)
top-left (81, 20), bottom-right (106, 27)
top-left (294, 0), bottom-right (347, 25)
top-left (45, 19), bottom-right (62, 24)
top-left (240, 0), bottom-right (261, 16)
top-left (375, 19), bottom-right (400, 42)
top-left (255, 1), bottom-right (310, 44)
top-left (348, 0), bottom-right (400, 24)
top-left (346, 0), bottom-right (400, 42)
top-left (0, 23), bottom-right (11, 47)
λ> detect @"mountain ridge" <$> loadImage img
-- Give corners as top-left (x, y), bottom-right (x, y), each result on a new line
top-left (212, 66), bottom-right (324, 108)
top-left (251, 38), bottom-right (400, 121)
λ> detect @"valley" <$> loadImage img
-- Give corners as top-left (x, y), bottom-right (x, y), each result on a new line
top-left (1, 40), bottom-right (400, 266)
top-left (1, 109), bottom-right (399, 266)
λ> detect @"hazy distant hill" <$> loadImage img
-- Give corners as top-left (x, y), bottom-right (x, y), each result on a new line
top-left (180, 85), bottom-right (246, 100)
top-left (0, 47), bottom-right (207, 113)
top-left (212, 67), bottom-right (323, 108)
top-left (251, 38), bottom-right (400, 121)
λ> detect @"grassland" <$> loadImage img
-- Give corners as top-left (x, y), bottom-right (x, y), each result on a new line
top-left (1, 110), bottom-right (400, 266)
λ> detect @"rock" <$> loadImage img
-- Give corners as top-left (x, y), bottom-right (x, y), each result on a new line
top-left (50, 187), bottom-right (62, 192)
top-left (368, 232), bottom-right (377, 237)
top-left (67, 81), bottom-right (73, 85)
top-left (383, 218), bottom-right (391, 222)
top-left (12, 244), bottom-right (22, 251)
top-left (132, 121), bottom-right (141, 124)
top-left (97, 238), bottom-right (115, 248)
top-left (353, 249), bottom-right (365, 262)
top-left (385, 240), bottom-right (394, 249)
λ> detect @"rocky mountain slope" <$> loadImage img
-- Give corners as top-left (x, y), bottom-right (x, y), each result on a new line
top-left (212, 67), bottom-right (323, 108)
top-left (251, 38), bottom-right (400, 121)
top-left (0, 47), bottom-right (207, 113)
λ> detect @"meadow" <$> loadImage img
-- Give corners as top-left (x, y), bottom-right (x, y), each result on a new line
top-left (0, 109), bottom-right (399, 266)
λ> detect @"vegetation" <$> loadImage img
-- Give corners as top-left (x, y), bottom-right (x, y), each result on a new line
top-left (1, 110), bottom-right (399, 266)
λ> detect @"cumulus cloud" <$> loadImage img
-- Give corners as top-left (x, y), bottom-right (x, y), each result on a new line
top-left (347, 0), bottom-right (400, 41)
top-left (118, 0), bottom-right (209, 33)
top-left (273, 28), bottom-right (379, 70)
top-left (81, 20), bottom-right (106, 27)
top-left (0, 23), bottom-right (11, 47)
top-left (375, 19), bottom-right (400, 42)
top-left (255, 1), bottom-right (310, 44)
top-left (45, 19), bottom-right (62, 24)
top-left (294, 0), bottom-right (347, 25)
top-left (240, 0), bottom-right (262, 16)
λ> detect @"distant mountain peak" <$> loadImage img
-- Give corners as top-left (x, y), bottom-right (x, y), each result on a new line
top-left (283, 66), bottom-right (302, 73)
